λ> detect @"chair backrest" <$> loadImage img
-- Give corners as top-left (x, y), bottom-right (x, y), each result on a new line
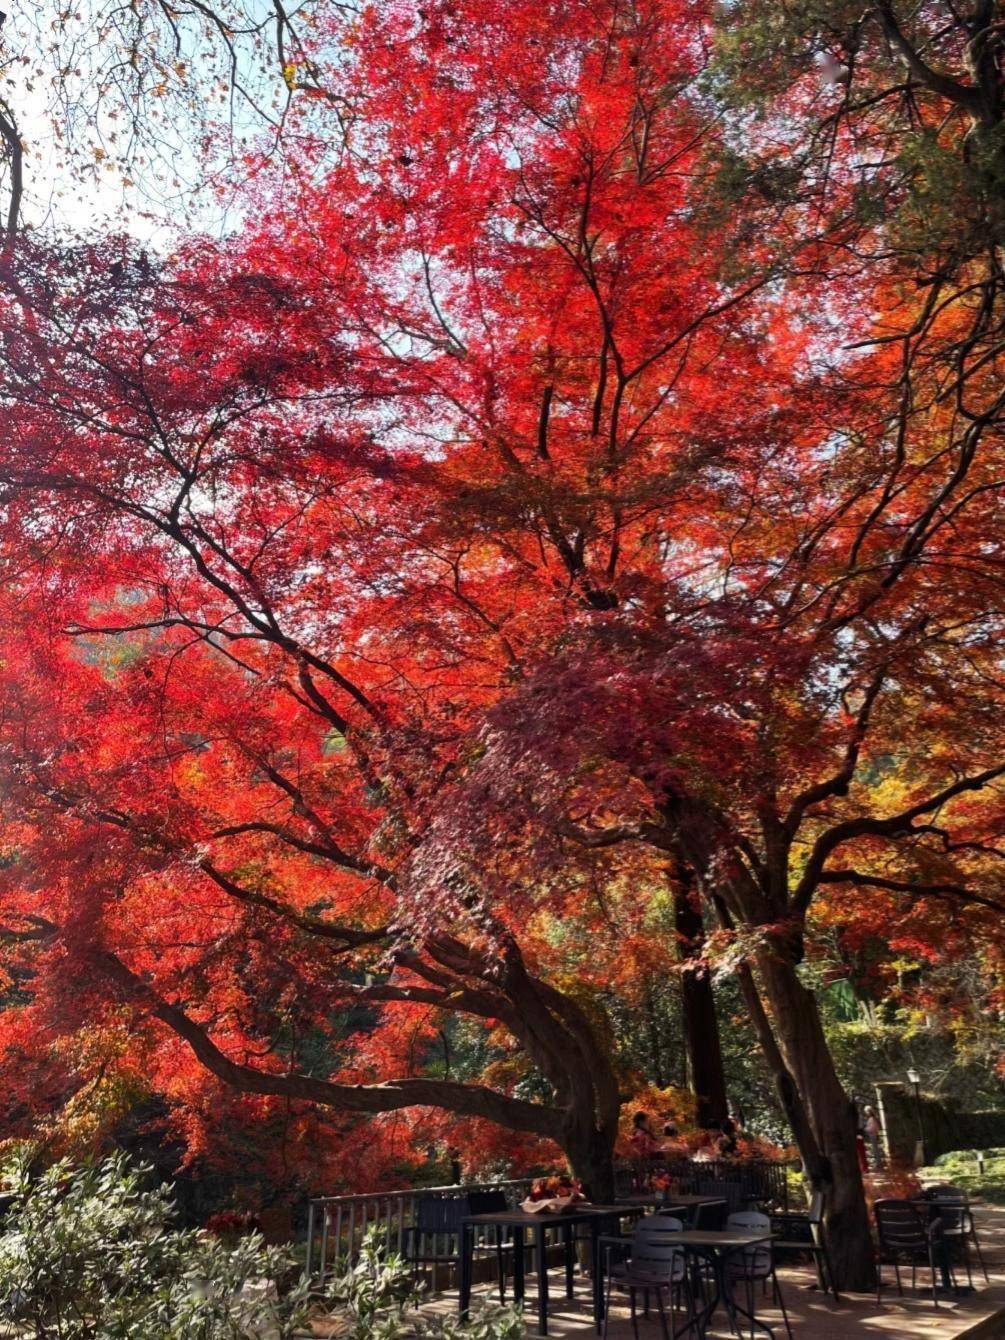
top-left (807, 1191), bottom-right (824, 1225)
top-left (927, 1184), bottom-right (969, 1205)
top-left (923, 1187), bottom-right (969, 1234)
top-left (874, 1199), bottom-right (929, 1251)
top-left (467, 1190), bottom-right (508, 1215)
top-left (769, 1210), bottom-right (812, 1244)
top-left (693, 1199), bottom-right (728, 1231)
top-left (727, 1210), bottom-right (772, 1275)
top-left (416, 1194), bottom-right (469, 1236)
top-left (630, 1227), bottom-right (685, 1283)
top-left (638, 1214), bottom-right (683, 1233)
top-left (698, 1179), bottom-right (743, 1212)
top-left (614, 1166), bottom-right (637, 1196)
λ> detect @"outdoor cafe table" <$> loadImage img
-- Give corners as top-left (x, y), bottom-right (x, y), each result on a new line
top-left (459, 1204), bottom-right (635, 1336)
top-left (600, 1228), bottom-right (777, 1340)
top-left (615, 1194), bottom-right (728, 1218)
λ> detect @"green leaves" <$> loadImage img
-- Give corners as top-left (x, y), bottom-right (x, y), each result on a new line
top-left (321, 1227), bottom-right (524, 1340)
top-left (0, 1149), bottom-right (310, 1340)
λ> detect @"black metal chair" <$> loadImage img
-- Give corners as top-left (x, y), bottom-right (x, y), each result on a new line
top-left (726, 1210), bottom-right (794, 1340)
top-left (467, 1190), bottom-right (515, 1301)
top-left (407, 1193), bottom-right (512, 1298)
top-left (874, 1198), bottom-right (949, 1306)
top-left (770, 1191), bottom-right (839, 1301)
top-left (406, 1194), bottom-right (469, 1292)
top-left (924, 1184), bottom-right (989, 1285)
top-left (697, 1179), bottom-right (743, 1213)
top-left (692, 1198), bottom-right (729, 1231)
top-left (603, 1219), bottom-right (693, 1340)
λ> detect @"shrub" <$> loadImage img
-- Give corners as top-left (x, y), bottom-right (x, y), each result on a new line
top-left (0, 1147), bottom-right (310, 1339)
top-left (319, 1228), bottom-right (523, 1340)
top-left (920, 1149), bottom-right (1005, 1203)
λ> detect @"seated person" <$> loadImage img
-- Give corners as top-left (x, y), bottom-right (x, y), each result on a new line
top-left (630, 1110), bottom-right (659, 1159)
top-left (716, 1117), bottom-right (738, 1157)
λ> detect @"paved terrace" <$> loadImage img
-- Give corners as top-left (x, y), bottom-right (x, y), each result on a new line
top-left (302, 1203), bottom-right (1005, 1340)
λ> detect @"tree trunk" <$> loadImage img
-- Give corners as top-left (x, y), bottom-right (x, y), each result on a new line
top-left (675, 882), bottom-right (728, 1128)
top-left (643, 979), bottom-right (666, 1087)
top-left (733, 960), bottom-right (829, 1186)
top-left (563, 1120), bottom-right (617, 1203)
top-left (756, 948), bottom-right (875, 1291)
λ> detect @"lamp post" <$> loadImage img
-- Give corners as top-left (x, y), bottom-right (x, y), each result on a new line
top-left (906, 1067), bottom-right (927, 1166)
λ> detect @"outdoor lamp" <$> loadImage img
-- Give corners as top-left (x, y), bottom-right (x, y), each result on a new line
top-left (906, 1068), bottom-right (927, 1165)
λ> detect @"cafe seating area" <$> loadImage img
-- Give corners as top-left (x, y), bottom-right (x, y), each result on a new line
top-left (305, 1159), bottom-right (1005, 1340)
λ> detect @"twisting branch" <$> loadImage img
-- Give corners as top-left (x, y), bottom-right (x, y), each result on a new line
top-left (874, 1), bottom-right (983, 114)
top-left (791, 763), bottom-right (1005, 915)
top-left (817, 868), bottom-right (1005, 913)
top-left (98, 951), bottom-right (564, 1138)
top-left (783, 663), bottom-right (889, 834)
top-left (0, 93), bottom-right (22, 253)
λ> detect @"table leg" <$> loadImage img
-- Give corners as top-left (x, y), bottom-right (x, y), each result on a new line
top-left (592, 1219), bottom-right (605, 1335)
top-left (720, 1249), bottom-right (775, 1340)
top-left (565, 1223), bottom-right (575, 1299)
top-left (536, 1225), bottom-right (549, 1335)
top-left (459, 1224), bottom-right (472, 1323)
top-left (514, 1227), bottom-right (526, 1308)
top-left (675, 1248), bottom-right (715, 1340)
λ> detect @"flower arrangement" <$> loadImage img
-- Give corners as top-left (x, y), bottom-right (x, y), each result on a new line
top-left (651, 1173), bottom-right (684, 1202)
top-left (521, 1175), bottom-right (585, 1212)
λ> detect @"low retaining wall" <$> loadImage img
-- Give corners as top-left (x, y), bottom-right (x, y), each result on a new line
top-left (875, 1082), bottom-right (1005, 1164)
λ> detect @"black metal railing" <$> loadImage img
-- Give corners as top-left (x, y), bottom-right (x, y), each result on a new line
top-left (304, 1178), bottom-right (532, 1284)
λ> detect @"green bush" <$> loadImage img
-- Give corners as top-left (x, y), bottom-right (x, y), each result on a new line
top-left (320, 1228), bottom-right (524, 1340)
top-left (920, 1149), bottom-right (1005, 1204)
top-left (0, 1148), bottom-right (310, 1339)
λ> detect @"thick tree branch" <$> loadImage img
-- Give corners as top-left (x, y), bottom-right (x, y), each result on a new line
top-left (98, 951), bottom-right (564, 1138)
top-left (817, 868), bottom-right (1005, 913)
top-left (783, 664), bottom-right (888, 834)
top-left (874, 2), bottom-right (982, 113)
top-left (791, 763), bottom-right (1005, 915)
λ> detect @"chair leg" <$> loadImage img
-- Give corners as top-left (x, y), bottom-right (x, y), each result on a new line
top-left (820, 1244), bottom-right (840, 1303)
top-left (810, 1246), bottom-right (826, 1293)
top-left (747, 1277), bottom-right (755, 1340)
top-left (684, 1269), bottom-right (697, 1326)
top-left (945, 1244), bottom-right (957, 1293)
top-left (655, 1286), bottom-right (671, 1340)
top-left (928, 1249), bottom-right (939, 1308)
top-left (773, 1269), bottom-right (794, 1340)
top-left (876, 1251), bottom-right (882, 1306)
top-left (497, 1240), bottom-right (505, 1303)
top-left (602, 1266), bottom-right (614, 1340)
top-left (629, 1289), bottom-right (639, 1340)
top-left (893, 1257), bottom-right (903, 1296)
top-left (972, 1230), bottom-right (990, 1284)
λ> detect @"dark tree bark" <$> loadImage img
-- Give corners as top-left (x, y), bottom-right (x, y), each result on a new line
top-left (95, 940), bottom-right (623, 1201)
top-left (731, 959), bottom-right (828, 1186)
top-left (674, 877), bottom-right (728, 1128)
top-left (754, 947), bottom-right (874, 1291)
top-left (666, 800), bottom-right (875, 1292)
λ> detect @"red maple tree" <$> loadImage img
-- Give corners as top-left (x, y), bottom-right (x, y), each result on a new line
top-left (0, 0), bottom-right (1001, 1291)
